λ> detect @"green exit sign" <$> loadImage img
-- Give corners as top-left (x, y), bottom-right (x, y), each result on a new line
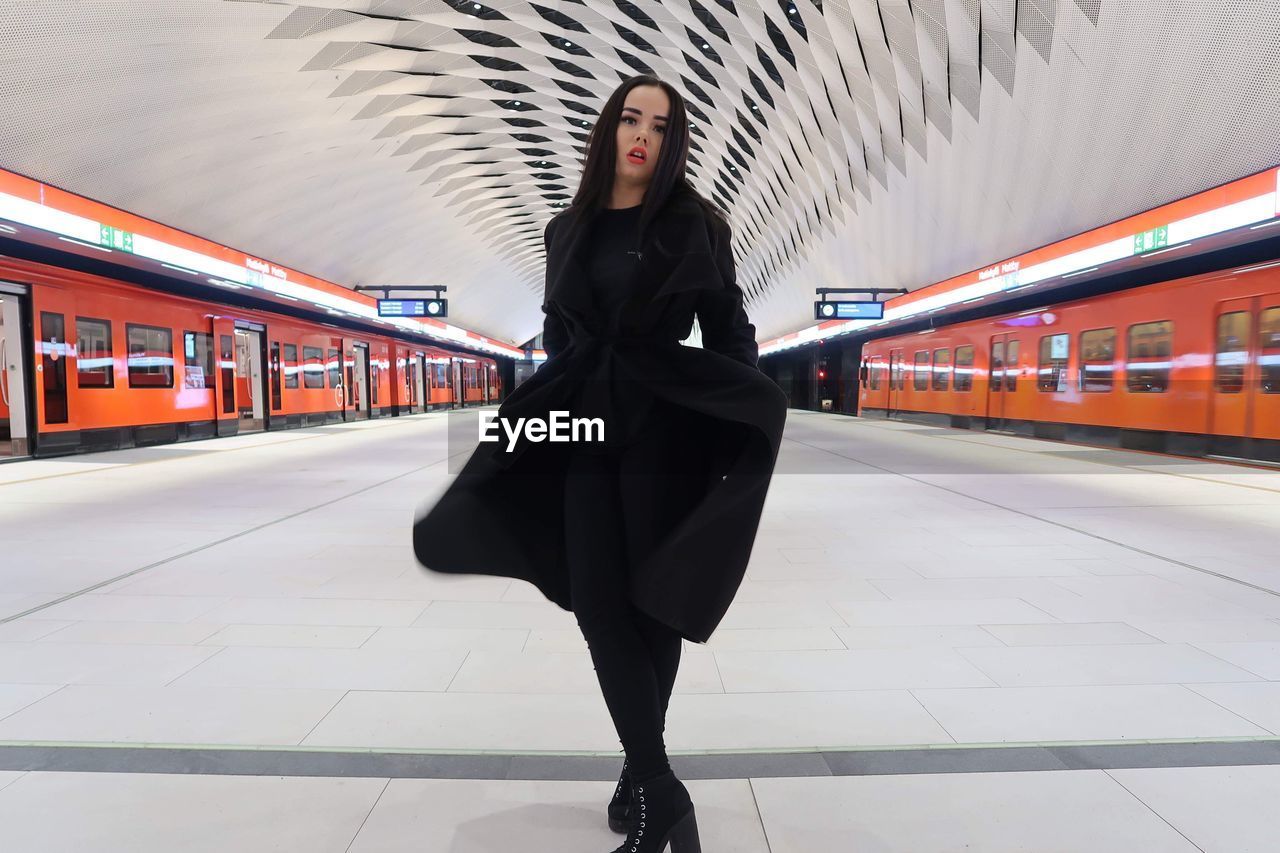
top-left (99, 224), bottom-right (135, 252)
top-left (1134, 225), bottom-right (1168, 254)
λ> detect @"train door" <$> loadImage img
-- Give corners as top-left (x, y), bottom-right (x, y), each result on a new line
top-left (351, 342), bottom-right (371, 420)
top-left (986, 334), bottom-right (1017, 430)
top-left (887, 348), bottom-right (905, 416)
top-left (1257, 296), bottom-right (1280, 447)
top-left (0, 289), bottom-right (32, 458)
top-left (233, 326), bottom-right (267, 433)
top-left (1211, 298), bottom-right (1253, 438)
top-left (413, 353), bottom-right (426, 414)
top-left (451, 359), bottom-right (463, 409)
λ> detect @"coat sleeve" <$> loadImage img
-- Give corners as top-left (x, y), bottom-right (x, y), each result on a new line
top-left (695, 217), bottom-right (759, 369)
top-left (541, 217), bottom-right (569, 360)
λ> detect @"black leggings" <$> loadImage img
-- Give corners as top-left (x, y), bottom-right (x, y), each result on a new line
top-left (564, 438), bottom-right (683, 781)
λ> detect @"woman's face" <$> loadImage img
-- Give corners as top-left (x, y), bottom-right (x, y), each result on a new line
top-left (614, 85), bottom-right (670, 187)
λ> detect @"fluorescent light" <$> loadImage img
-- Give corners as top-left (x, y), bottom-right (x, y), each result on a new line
top-left (162, 263), bottom-right (200, 276)
top-left (1061, 266), bottom-right (1099, 279)
top-left (58, 236), bottom-right (112, 253)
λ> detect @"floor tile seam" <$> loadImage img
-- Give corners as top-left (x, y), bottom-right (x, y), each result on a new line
top-left (746, 777), bottom-right (776, 853)
top-left (0, 455), bottom-right (449, 627)
top-left (161, 640), bottom-right (231, 686)
top-left (781, 434), bottom-right (1280, 602)
top-left (0, 684), bottom-right (70, 727)
top-left (1180, 642), bottom-right (1276, 682)
top-left (1182, 682), bottom-right (1280, 737)
top-left (1101, 769), bottom-right (1208, 852)
top-left (343, 777), bottom-right (392, 853)
top-left (905, 688), bottom-right (961, 747)
top-left (295, 689), bottom-right (354, 750)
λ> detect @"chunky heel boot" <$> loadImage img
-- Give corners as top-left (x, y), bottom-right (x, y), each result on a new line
top-left (607, 759), bottom-right (632, 833)
top-left (610, 769), bottom-right (701, 853)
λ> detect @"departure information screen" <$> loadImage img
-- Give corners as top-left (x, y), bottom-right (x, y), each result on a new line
top-left (815, 301), bottom-right (885, 320)
top-left (377, 299), bottom-right (427, 317)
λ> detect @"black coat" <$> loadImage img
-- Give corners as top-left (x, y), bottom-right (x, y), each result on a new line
top-left (412, 192), bottom-right (788, 644)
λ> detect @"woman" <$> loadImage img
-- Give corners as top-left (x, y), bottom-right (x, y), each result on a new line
top-left (414, 74), bottom-right (787, 852)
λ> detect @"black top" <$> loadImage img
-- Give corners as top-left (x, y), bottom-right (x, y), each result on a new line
top-left (585, 202), bottom-right (645, 333)
top-left (573, 202), bottom-right (664, 452)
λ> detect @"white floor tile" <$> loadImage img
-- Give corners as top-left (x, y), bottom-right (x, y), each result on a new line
top-left (357, 626), bottom-right (529, 652)
top-left (347, 778), bottom-right (769, 853)
top-left (957, 643), bottom-right (1261, 686)
top-left (198, 597), bottom-right (428, 627)
top-left (715, 648), bottom-right (996, 692)
top-left (0, 620), bottom-right (74, 641)
top-left (36, 621), bottom-right (224, 645)
top-left (832, 599), bottom-right (1057, 626)
top-left (1187, 682), bottom-right (1280, 734)
top-left (981, 622), bottom-right (1159, 646)
top-left (1109, 765), bottom-right (1280, 853)
top-left (0, 683), bottom-right (61, 722)
top-left (913, 684), bottom-right (1269, 743)
top-left (199, 624), bottom-right (377, 649)
top-left (752, 770), bottom-right (1199, 852)
top-left (171, 646), bottom-right (466, 691)
top-left (0, 772), bottom-right (385, 853)
top-left (1191, 642), bottom-right (1280, 679)
top-left (0, 642), bottom-right (222, 686)
top-left (831, 625), bottom-right (1004, 649)
top-left (0, 684), bottom-right (344, 744)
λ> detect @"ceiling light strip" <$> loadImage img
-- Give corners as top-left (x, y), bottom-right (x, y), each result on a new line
top-left (761, 165), bottom-right (1280, 355)
top-left (0, 168), bottom-right (521, 359)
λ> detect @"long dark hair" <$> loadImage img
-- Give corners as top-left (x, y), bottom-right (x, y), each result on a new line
top-left (563, 74), bottom-right (729, 246)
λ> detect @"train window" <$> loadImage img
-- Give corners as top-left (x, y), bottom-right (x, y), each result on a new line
top-left (182, 332), bottom-right (214, 390)
top-left (40, 312), bottom-right (69, 424)
top-left (220, 335), bottom-right (234, 413)
top-left (371, 360), bottom-right (380, 405)
top-left (1260, 307), bottom-right (1279, 394)
top-left (75, 317), bottom-right (114, 388)
top-left (1215, 311), bottom-right (1248, 394)
top-left (126, 324), bottom-right (174, 389)
top-left (869, 358), bottom-right (882, 390)
top-left (1037, 334), bottom-right (1070, 392)
top-left (270, 341), bottom-right (283, 409)
top-left (327, 348), bottom-right (341, 389)
top-left (1079, 328), bottom-right (1116, 392)
top-left (302, 346), bottom-right (324, 389)
top-left (990, 340), bottom-right (1005, 390)
top-left (1126, 321), bottom-right (1173, 393)
top-left (932, 349), bottom-right (951, 391)
top-left (954, 346), bottom-right (974, 391)
top-left (913, 351), bottom-right (930, 390)
top-left (283, 344), bottom-right (299, 389)
top-left (1005, 340), bottom-right (1020, 391)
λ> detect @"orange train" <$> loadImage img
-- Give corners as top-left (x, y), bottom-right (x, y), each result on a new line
top-left (857, 258), bottom-right (1280, 463)
top-left (0, 256), bottom-right (501, 459)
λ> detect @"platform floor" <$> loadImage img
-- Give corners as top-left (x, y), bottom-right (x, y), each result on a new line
top-left (1, 409), bottom-right (1278, 850)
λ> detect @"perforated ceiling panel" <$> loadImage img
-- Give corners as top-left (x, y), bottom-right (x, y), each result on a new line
top-left (1, 1), bottom-right (1278, 345)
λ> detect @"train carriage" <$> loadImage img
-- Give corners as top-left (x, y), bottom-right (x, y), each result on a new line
top-left (0, 255), bottom-right (502, 459)
top-left (858, 259), bottom-right (1280, 462)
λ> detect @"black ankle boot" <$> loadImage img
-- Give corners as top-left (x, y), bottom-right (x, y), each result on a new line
top-left (607, 759), bottom-right (632, 833)
top-left (609, 769), bottom-right (700, 853)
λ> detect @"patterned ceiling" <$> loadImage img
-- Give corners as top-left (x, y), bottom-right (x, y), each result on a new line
top-left (1, 1), bottom-right (1278, 347)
